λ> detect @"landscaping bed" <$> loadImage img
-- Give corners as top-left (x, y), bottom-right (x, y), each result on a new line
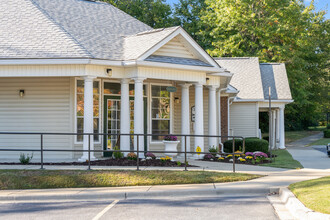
top-left (0, 170), bottom-right (261, 190)
top-left (289, 176), bottom-right (330, 214)
top-left (0, 158), bottom-right (195, 167)
top-left (201, 151), bottom-right (273, 165)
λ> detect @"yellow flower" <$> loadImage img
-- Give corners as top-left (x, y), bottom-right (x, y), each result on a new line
top-left (239, 158), bottom-right (246, 162)
top-left (218, 157), bottom-right (224, 160)
top-left (227, 154), bottom-right (232, 158)
top-left (245, 156), bottom-right (253, 160)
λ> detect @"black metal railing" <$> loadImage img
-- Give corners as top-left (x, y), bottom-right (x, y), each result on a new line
top-left (0, 132), bottom-right (245, 172)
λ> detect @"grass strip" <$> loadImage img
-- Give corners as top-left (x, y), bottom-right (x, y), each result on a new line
top-left (260, 149), bottom-right (303, 169)
top-left (306, 138), bottom-right (329, 146)
top-left (285, 131), bottom-right (320, 144)
top-left (289, 176), bottom-right (330, 214)
top-left (0, 170), bottom-right (261, 190)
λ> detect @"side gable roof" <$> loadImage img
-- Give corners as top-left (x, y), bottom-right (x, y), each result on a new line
top-left (215, 57), bottom-right (264, 100)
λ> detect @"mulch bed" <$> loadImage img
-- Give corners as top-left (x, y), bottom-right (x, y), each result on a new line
top-left (0, 158), bottom-right (196, 167)
top-left (201, 158), bottom-right (272, 165)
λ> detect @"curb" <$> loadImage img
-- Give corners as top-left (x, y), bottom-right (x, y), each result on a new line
top-left (0, 187), bottom-right (270, 202)
top-left (278, 187), bottom-right (330, 220)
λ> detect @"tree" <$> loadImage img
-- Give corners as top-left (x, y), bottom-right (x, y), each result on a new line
top-left (102, 0), bottom-right (179, 28)
top-left (199, 0), bottom-right (329, 130)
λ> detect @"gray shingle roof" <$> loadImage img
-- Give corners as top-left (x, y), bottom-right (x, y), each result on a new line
top-left (260, 63), bottom-right (292, 100)
top-left (1, 0), bottom-right (153, 60)
top-left (215, 57), bottom-right (292, 100)
top-left (124, 27), bottom-right (179, 60)
top-left (0, 0), bottom-right (90, 59)
top-left (145, 55), bottom-right (213, 67)
top-left (215, 57), bottom-right (264, 100)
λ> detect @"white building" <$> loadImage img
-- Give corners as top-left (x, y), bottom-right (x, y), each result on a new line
top-left (215, 58), bottom-right (293, 149)
top-left (0, 0), bottom-right (292, 161)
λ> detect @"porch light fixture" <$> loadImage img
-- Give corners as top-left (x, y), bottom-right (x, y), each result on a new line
top-left (206, 77), bottom-right (210, 85)
top-left (19, 89), bottom-right (25, 97)
top-left (106, 68), bottom-right (112, 77)
top-left (174, 97), bottom-right (180, 104)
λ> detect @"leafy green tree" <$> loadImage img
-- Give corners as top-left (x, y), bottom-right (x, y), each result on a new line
top-left (199, 0), bottom-right (329, 130)
top-left (102, 0), bottom-right (179, 28)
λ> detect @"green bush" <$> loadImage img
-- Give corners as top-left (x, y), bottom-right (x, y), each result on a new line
top-left (223, 138), bottom-right (269, 153)
top-left (19, 153), bottom-right (33, 164)
top-left (113, 146), bottom-right (123, 159)
top-left (324, 129), bottom-right (330, 138)
top-left (327, 124), bottom-right (330, 129)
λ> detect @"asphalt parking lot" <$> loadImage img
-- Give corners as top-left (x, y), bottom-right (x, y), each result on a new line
top-left (0, 195), bottom-right (278, 220)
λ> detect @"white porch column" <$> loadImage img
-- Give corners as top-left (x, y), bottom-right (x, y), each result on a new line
top-left (279, 106), bottom-right (286, 149)
top-left (275, 109), bottom-right (280, 149)
top-left (180, 84), bottom-right (191, 156)
top-left (217, 90), bottom-right (222, 148)
top-left (208, 86), bottom-right (217, 149)
top-left (194, 83), bottom-right (204, 158)
top-left (133, 78), bottom-right (145, 157)
top-left (120, 79), bottom-right (130, 156)
top-left (79, 76), bottom-right (95, 161)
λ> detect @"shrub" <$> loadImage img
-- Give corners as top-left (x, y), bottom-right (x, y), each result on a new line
top-left (208, 146), bottom-right (218, 156)
top-left (127, 152), bottom-right (137, 160)
top-left (113, 146), bottom-right (123, 159)
top-left (327, 124), bottom-right (330, 129)
top-left (19, 153), bottom-right (33, 164)
top-left (176, 161), bottom-right (182, 166)
top-left (223, 138), bottom-right (269, 153)
top-left (145, 152), bottom-right (156, 159)
top-left (324, 129), bottom-right (330, 138)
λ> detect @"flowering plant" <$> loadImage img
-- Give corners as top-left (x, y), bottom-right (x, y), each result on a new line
top-left (204, 153), bottom-right (214, 160)
top-left (245, 156), bottom-right (253, 160)
top-left (160, 156), bottom-right (172, 161)
top-left (245, 152), bottom-right (254, 156)
top-left (239, 158), bottom-right (246, 162)
top-left (226, 154), bottom-right (233, 158)
top-left (218, 157), bottom-right (224, 160)
top-left (254, 152), bottom-right (268, 162)
top-left (164, 135), bottom-right (178, 141)
top-left (145, 152), bottom-right (156, 160)
top-left (127, 152), bottom-right (137, 160)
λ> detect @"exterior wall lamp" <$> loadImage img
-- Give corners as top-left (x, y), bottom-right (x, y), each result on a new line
top-left (19, 89), bottom-right (25, 97)
top-left (106, 68), bottom-right (112, 77)
top-left (206, 77), bottom-right (210, 85)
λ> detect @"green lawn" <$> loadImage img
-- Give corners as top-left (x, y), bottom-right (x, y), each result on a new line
top-left (260, 149), bottom-right (303, 169)
top-left (0, 170), bottom-right (261, 190)
top-left (285, 131), bottom-right (320, 143)
top-left (289, 176), bottom-right (330, 214)
top-left (306, 138), bottom-right (330, 146)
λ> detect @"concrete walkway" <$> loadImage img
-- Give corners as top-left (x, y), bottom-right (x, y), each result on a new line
top-left (286, 132), bottom-right (330, 169)
top-left (0, 133), bottom-right (328, 202)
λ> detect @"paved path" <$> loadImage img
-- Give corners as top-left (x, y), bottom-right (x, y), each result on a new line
top-left (286, 132), bottom-right (330, 169)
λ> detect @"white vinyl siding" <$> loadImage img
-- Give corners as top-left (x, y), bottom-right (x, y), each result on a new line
top-left (0, 77), bottom-right (72, 160)
top-left (229, 102), bottom-right (258, 137)
top-left (153, 36), bottom-right (195, 59)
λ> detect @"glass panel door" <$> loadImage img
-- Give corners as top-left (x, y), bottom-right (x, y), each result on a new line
top-left (106, 99), bottom-right (121, 150)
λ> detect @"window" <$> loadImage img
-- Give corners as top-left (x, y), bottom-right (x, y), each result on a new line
top-left (76, 80), bottom-right (100, 142)
top-left (151, 85), bottom-right (171, 141)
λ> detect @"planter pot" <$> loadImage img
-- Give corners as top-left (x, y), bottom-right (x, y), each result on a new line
top-left (163, 140), bottom-right (180, 157)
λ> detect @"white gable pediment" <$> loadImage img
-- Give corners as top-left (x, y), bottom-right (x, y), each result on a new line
top-left (152, 36), bottom-right (196, 59)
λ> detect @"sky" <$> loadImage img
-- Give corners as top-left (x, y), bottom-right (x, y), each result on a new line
top-left (166, 0), bottom-right (329, 19)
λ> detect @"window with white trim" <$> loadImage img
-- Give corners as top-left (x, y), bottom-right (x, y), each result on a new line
top-left (151, 85), bottom-right (171, 141)
top-left (76, 80), bottom-right (100, 142)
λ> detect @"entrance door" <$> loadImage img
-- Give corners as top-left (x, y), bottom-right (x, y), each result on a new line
top-left (103, 96), bottom-right (147, 157)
